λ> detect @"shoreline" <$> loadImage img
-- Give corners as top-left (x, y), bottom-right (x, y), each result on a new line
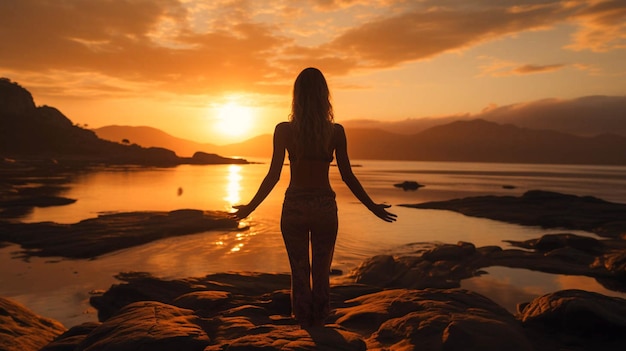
top-left (5, 264), bottom-right (626, 351)
top-left (2, 188), bottom-right (626, 349)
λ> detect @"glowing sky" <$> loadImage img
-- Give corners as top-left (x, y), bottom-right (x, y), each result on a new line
top-left (1, 0), bottom-right (625, 144)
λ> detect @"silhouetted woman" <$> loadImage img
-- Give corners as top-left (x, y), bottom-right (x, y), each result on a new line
top-left (233, 67), bottom-right (396, 328)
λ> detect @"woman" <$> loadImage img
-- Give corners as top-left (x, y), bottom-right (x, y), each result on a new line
top-left (233, 67), bottom-right (396, 328)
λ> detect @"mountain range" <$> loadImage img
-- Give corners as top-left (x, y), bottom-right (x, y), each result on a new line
top-left (2, 76), bottom-right (624, 165)
top-left (340, 95), bottom-right (626, 137)
top-left (94, 115), bottom-right (626, 165)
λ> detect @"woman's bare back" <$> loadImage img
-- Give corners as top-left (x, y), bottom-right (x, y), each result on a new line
top-left (278, 122), bottom-right (335, 190)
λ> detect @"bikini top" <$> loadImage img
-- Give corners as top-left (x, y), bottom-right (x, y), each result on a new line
top-left (288, 151), bottom-right (334, 163)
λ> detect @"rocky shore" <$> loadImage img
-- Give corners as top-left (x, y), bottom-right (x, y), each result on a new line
top-left (2, 190), bottom-right (626, 350)
top-left (3, 270), bottom-right (626, 351)
top-left (0, 209), bottom-right (240, 259)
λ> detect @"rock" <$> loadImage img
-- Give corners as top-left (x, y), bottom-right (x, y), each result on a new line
top-left (204, 325), bottom-right (367, 351)
top-left (544, 246), bottom-right (596, 265)
top-left (76, 301), bottom-right (210, 351)
top-left (0, 78), bottom-right (36, 115)
top-left (40, 322), bottom-right (100, 351)
top-left (333, 288), bottom-right (533, 351)
top-left (393, 181), bottom-right (424, 191)
top-left (0, 297), bottom-right (66, 351)
top-left (422, 241), bottom-right (476, 261)
top-left (0, 209), bottom-right (240, 259)
top-left (532, 233), bottom-right (602, 253)
top-left (172, 291), bottom-right (232, 314)
top-left (350, 234), bottom-right (626, 292)
top-left (189, 151), bottom-right (248, 164)
top-left (402, 190), bottom-right (626, 238)
top-left (350, 255), bottom-right (398, 287)
top-left (40, 271), bottom-right (626, 350)
top-left (90, 272), bottom-right (291, 321)
top-left (519, 289), bottom-right (626, 349)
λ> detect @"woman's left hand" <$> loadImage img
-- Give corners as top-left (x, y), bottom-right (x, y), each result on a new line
top-left (231, 204), bottom-right (253, 220)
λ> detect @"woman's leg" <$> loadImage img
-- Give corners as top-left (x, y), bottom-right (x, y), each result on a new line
top-left (310, 195), bottom-right (338, 326)
top-left (281, 198), bottom-right (313, 326)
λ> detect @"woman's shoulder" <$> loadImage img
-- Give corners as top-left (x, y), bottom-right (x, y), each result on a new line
top-left (333, 123), bottom-right (346, 136)
top-left (274, 122), bottom-right (293, 144)
top-left (332, 123), bottom-right (345, 131)
top-left (275, 121), bottom-right (291, 134)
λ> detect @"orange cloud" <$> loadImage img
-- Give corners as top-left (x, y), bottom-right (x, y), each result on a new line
top-left (568, 0), bottom-right (626, 52)
top-left (326, 3), bottom-right (567, 67)
top-left (0, 0), bottom-right (292, 96)
top-left (512, 63), bottom-right (567, 75)
top-left (1, 0), bottom-right (623, 100)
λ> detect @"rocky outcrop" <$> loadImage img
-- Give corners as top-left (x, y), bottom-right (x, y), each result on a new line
top-left (334, 289), bottom-right (532, 351)
top-left (26, 272), bottom-right (625, 350)
top-left (0, 297), bottom-right (66, 351)
top-left (350, 234), bottom-right (626, 292)
top-left (189, 151), bottom-right (248, 165)
top-left (70, 301), bottom-right (211, 351)
top-left (0, 78), bottom-right (36, 115)
top-left (519, 289), bottom-right (626, 350)
top-left (402, 190), bottom-right (626, 238)
top-left (0, 209), bottom-right (240, 259)
top-left (393, 180), bottom-right (424, 191)
top-left (0, 78), bottom-right (247, 166)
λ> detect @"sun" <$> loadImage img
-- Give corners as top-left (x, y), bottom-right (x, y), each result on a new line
top-left (213, 101), bottom-right (254, 138)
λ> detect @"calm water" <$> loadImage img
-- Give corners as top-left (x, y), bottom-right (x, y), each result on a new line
top-left (1, 160), bottom-right (626, 327)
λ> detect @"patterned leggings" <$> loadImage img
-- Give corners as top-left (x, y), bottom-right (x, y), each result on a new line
top-left (280, 187), bottom-right (338, 327)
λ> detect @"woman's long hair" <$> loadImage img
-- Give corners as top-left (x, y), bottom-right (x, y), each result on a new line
top-left (289, 67), bottom-right (335, 158)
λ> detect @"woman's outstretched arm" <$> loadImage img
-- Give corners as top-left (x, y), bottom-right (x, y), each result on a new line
top-left (335, 124), bottom-right (397, 222)
top-left (233, 123), bottom-right (287, 219)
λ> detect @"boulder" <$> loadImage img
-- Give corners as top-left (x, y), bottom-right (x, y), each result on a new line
top-left (402, 190), bottom-right (626, 238)
top-left (333, 288), bottom-right (533, 351)
top-left (39, 271), bottom-right (626, 350)
top-left (0, 209), bottom-right (240, 259)
top-left (393, 181), bottom-right (424, 191)
top-left (519, 289), bottom-right (626, 350)
top-left (75, 301), bottom-right (210, 351)
top-left (0, 297), bottom-right (66, 351)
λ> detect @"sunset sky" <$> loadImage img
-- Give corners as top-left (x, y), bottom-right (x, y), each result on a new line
top-left (1, 0), bottom-right (625, 144)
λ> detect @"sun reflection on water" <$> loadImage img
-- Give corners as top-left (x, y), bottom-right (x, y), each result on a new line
top-left (224, 165), bottom-right (242, 211)
top-left (211, 230), bottom-right (258, 254)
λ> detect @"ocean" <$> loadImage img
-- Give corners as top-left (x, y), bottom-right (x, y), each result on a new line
top-left (1, 159), bottom-right (625, 327)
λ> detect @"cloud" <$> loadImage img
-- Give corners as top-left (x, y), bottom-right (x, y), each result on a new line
top-left (325, 3), bottom-right (568, 67)
top-left (0, 0), bottom-right (293, 96)
top-left (513, 63), bottom-right (566, 74)
top-left (478, 57), bottom-right (567, 77)
top-left (0, 0), bottom-right (623, 100)
top-left (567, 0), bottom-right (626, 52)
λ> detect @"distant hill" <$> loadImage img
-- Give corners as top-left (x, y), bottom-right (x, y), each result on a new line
top-left (340, 120), bottom-right (626, 164)
top-left (342, 95), bottom-right (626, 137)
top-left (99, 119), bottom-right (626, 165)
top-left (94, 125), bottom-right (217, 157)
top-left (0, 78), bottom-right (246, 166)
top-left (93, 125), bottom-right (272, 158)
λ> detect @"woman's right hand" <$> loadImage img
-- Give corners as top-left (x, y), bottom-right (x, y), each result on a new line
top-left (370, 203), bottom-right (397, 222)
